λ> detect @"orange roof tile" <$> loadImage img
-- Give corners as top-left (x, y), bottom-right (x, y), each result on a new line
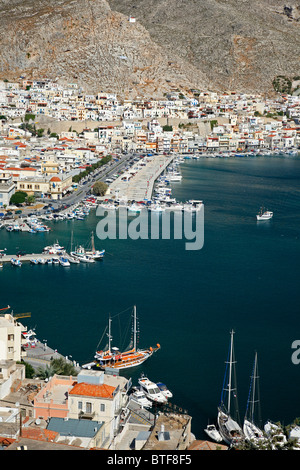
top-left (69, 382), bottom-right (116, 398)
top-left (21, 427), bottom-right (59, 442)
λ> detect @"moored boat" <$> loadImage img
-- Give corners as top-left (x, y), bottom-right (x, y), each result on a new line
top-left (93, 306), bottom-right (160, 370)
top-left (138, 375), bottom-right (167, 404)
top-left (217, 330), bottom-right (245, 447)
top-left (204, 424), bottom-right (223, 443)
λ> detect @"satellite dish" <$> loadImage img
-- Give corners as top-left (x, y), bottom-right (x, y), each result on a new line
top-left (35, 418), bottom-right (41, 425)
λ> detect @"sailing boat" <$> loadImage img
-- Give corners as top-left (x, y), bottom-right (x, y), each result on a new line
top-left (243, 352), bottom-right (265, 444)
top-left (85, 231), bottom-right (105, 260)
top-left (217, 330), bottom-right (245, 447)
top-left (93, 306), bottom-right (160, 370)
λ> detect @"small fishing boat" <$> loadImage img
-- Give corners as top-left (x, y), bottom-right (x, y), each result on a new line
top-left (204, 424), bottom-right (223, 443)
top-left (30, 259), bottom-right (39, 265)
top-left (256, 207), bottom-right (273, 221)
top-left (52, 257), bottom-right (60, 264)
top-left (38, 258), bottom-right (46, 264)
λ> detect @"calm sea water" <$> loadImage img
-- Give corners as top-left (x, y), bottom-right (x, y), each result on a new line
top-left (1, 155), bottom-right (300, 439)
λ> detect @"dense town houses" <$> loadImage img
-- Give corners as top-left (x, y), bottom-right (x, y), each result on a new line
top-left (0, 311), bottom-right (198, 450)
top-left (0, 78), bottom-right (299, 205)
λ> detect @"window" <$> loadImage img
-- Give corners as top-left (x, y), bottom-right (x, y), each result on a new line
top-left (86, 402), bottom-right (92, 414)
top-left (8, 334), bottom-right (14, 341)
top-left (78, 401), bottom-right (82, 411)
top-left (100, 403), bottom-right (105, 412)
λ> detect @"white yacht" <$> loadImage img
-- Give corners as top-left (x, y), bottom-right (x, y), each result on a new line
top-left (138, 376), bottom-right (168, 404)
top-left (156, 382), bottom-right (173, 398)
top-left (130, 390), bottom-right (152, 409)
top-left (204, 424), bottom-right (223, 443)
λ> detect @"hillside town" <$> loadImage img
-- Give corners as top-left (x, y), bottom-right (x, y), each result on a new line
top-left (0, 77), bottom-right (299, 208)
top-left (1, 79), bottom-right (300, 451)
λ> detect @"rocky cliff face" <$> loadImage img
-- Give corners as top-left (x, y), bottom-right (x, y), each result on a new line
top-left (0, 0), bottom-right (299, 97)
top-left (0, 0), bottom-right (208, 97)
top-left (108, 0), bottom-right (300, 94)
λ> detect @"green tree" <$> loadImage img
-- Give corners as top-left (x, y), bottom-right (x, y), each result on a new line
top-left (10, 191), bottom-right (27, 206)
top-left (25, 195), bottom-right (35, 205)
top-left (92, 181), bottom-right (108, 196)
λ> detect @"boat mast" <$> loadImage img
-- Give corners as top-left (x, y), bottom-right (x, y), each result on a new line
top-left (247, 351), bottom-right (260, 424)
top-left (108, 314), bottom-right (112, 354)
top-left (227, 329), bottom-right (234, 414)
top-left (133, 306), bottom-right (137, 351)
top-left (91, 231), bottom-right (95, 252)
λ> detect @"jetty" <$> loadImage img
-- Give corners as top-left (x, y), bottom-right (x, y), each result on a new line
top-left (107, 154), bottom-right (175, 201)
top-left (0, 252), bottom-right (74, 264)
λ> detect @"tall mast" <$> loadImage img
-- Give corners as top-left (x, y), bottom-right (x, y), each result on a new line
top-left (91, 231), bottom-right (95, 252)
top-left (227, 329), bottom-right (234, 414)
top-left (108, 314), bottom-right (112, 354)
top-left (133, 306), bottom-right (137, 351)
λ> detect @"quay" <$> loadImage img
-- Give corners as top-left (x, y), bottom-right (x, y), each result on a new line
top-left (107, 154), bottom-right (175, 201)
top-left (0, 252), bottom-right (74, 264)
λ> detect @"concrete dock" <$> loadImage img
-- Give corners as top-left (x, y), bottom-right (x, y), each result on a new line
top-left (0, 252), bottom-right (72, 264)
top-left (107, 154), bottom-right (175, 201)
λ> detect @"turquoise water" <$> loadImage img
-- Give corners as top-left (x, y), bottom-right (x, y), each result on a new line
top-left (1, 155), bottom-right (300, 439)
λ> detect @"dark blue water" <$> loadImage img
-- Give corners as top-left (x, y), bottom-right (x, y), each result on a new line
top-left (1, 155), bottom-right (300, 439)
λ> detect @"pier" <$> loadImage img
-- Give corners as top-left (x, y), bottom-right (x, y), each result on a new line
top-left (107, 154), bottom-right (175, 201)
top-left (0, 252), bottom-right (74, 264)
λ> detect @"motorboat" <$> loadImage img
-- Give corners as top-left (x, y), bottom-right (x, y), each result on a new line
top-left (44, 242), bottom-right (65, 254)
top-left (204, 424), bottom-right (223, 443)
top-left (38, 258), bottom-right (46, 264)
top-left (138, 375), bottom-right (167, 404)
top-left (68, 256), bottom-right (80, 264)
top-left (30, 259), bottom-right (39, 265)
top-left (59, 257), bottom-right (70, 267)
top-left (11, 258), bottom-right (22, 267)
top-left (256, 207), bottom-right (273, 221)
top-left (52, 257), bottom-right (60, 264)
top-left (130, 390), bottom-right (153, 409)
top-left (156, 382), bottom-right (173, 399)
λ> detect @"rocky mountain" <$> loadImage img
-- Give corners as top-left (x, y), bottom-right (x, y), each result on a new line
top-left (109, 0), bottom-right (300, 94)
top-left (0, 0), bottom-right (299, 97)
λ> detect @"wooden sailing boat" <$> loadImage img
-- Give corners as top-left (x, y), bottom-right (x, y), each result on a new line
top-left (243, 352), bottom-right (266, 444)
top-left (85, 231), bottom-right (105, 259)
top-left (217, 330), bottom-right (245, 446)
top-left (94, 306), bottom-right (160, 370)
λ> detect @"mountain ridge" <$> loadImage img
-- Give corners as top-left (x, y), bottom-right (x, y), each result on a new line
top-left (0, 0), bottom-right (299, 97)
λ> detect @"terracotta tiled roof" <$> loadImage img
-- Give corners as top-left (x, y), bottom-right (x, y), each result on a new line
top-left (21, 427), bottom-right (59, 442)
top-left (69, 382), bottom-right (116, 398)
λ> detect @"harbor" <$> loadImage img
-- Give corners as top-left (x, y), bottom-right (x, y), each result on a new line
top-left (0, 155), bottom-right (300, 449)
